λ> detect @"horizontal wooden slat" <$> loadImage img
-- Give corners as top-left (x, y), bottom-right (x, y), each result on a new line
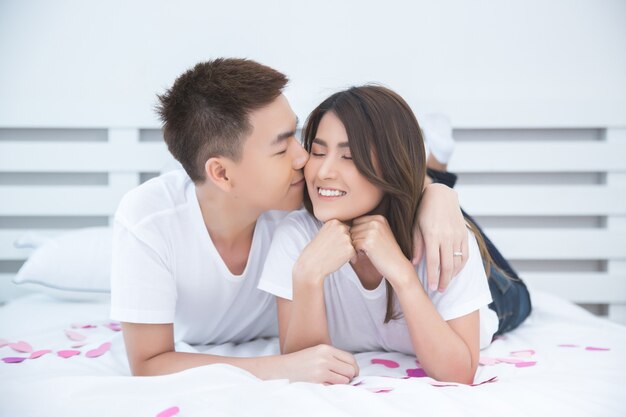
top-left (0, 142), bottom-right (173, 172)
top-left (0, 186), bottom-right (125, 215)
top-left (450, 142), bottom-right (626, 172)
top-left (2, 141), bottom-right (625, 174)
top-left (457, 185), bottom-right (626, 216)
top-left (521, 273), bottom-right (626, 304)
top-left (484, 229), bottom-right (626, 260)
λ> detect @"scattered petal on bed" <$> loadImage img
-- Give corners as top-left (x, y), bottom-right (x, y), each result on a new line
top-left (29, 349), bottom-right (52, 359)
top-left (2, 356), bottom-right (27, 363)
top-left (104, 322), bottom-right (122, 332)
top-left (471, 376), bottom-right (498, 386)
top-left (86, 342), bottom-right (111, 358)
top-left (156, 406), bottom-right (180, 417)
top-left (479, 356), bottom-right (499, 366)
top-left (510, 349), bottom-right (535, 357)
top-left (0, 339), bottom-right (9, 348)
top-left (515, 361), bottom-right (537, 368)
top-left (585, 346), bottom-right (610, 351)
top-left (71, 323), bottom-right (97, 329)
top-left (558, 344), bottom-right (579, 348)
top-left (9, 341), bottom-right (32, 353)
top-left (57, 350), bottom-right (81, 358)
top-left (371, 358), bottom-right (400, 368)
top-left (365, 387), bottom-right (393, 393)
top-left (65, 330), bottom-right (86, 341)
top-left (406, 368), bottom-right (427, 378)
top-left (71, 342), bottom-right (88, 348)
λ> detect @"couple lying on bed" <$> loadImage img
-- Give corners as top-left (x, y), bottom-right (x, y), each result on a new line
top-left (110, 58), bottom-right (531, 385)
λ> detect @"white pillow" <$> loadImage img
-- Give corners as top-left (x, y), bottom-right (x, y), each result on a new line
top-left (13, 227), bottom-right (113, 301)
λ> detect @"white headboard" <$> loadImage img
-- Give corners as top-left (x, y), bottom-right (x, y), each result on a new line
top-left (1, 126), bottom-right (625, 323)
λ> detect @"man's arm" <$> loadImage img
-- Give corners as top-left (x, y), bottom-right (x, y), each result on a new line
top-left (122, 322), bottom-right (358, 384)
top-left (413, 183), bottom-right (468, 292)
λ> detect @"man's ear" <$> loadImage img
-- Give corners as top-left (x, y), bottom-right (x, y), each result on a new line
top-left (204, 157), bottom-right (233, 192)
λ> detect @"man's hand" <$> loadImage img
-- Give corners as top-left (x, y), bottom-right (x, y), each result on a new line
top-left (413, 183), bottom-right (468, 292)
top-left (278, 344), bottom-right (359, 384)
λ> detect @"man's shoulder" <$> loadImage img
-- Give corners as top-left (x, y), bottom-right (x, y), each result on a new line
top-left (115, 169), bottom-right (192, 228)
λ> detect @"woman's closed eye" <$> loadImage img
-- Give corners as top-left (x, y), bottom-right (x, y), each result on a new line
top-left (310, 152), bottom-right (352, 160)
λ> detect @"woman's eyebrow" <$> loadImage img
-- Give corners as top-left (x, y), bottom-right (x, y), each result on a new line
top-left (312, 138), bottom-right (349, 148)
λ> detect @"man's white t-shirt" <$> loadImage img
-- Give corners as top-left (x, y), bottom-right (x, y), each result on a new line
top-left (258, 209), bottom-right (498, 354)
top-left (110, 170), bottom-right (284, 345)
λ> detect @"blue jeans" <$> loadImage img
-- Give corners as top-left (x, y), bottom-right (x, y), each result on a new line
top-left (427, 168), bottom-right (532, 336)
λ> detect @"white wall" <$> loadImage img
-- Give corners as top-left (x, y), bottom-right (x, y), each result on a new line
top-left (1, 0), bottom-right (625, 129)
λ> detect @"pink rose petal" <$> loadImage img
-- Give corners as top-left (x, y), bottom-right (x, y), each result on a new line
top-left (57, 349), bottom-right (81, 358)
top-left (515, 361), bottom-right (537, 368)
top-left (156, 406), bottom-right (180, 417)
top-left (29, 349), bottom-right (52, 359)
top-left (585, 346), bottom-right (610, 351)
top-left (2, 356), bottom-right (27, 363)
top-left (71, 342), bottom-right (88, 348)
top-left (471, 376), bottom-right (498, 386)
top-left (510, 349), bottom-right (535, 358)
top-left (86, 342), bottom-right (111, 358)
top-left (371, 358), bottom-right (400, 368)
top-left (558, 344), bottom-right (579, 348)
top-left (104, 322), bottom-right (122, 332)
top-left (65, 330), bottom-right (86, 341)
top-left (0, 339), bottom-right (9, 348)
top-left (479, 356), bottom-right (499, 366)
top-left (9, 341), bottom-right (33, 353)
top-left (406, 368), bottom-right (427, 378)
top-left (71, 323), bottom-right (97, 329)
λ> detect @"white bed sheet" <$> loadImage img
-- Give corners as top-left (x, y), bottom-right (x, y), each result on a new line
top-left (1, 290), bottom-right (625, 417)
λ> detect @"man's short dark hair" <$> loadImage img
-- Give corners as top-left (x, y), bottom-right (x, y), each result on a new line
top-left (156, 58), bottom-right (288, 183)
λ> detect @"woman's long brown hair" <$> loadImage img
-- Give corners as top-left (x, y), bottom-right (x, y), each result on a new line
top-left (302, 85), bottom-right (500, 323)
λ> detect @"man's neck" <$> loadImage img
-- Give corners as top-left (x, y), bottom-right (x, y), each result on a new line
top-left (195, 184), bottom-right (260, 275)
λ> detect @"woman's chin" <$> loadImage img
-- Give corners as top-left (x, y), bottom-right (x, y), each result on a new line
top-left (313, 207), bottom-right (351, 223)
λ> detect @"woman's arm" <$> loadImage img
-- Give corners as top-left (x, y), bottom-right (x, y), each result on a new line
top-left (391, 278), bottom-right (480, 384)
top-left (278, 219), bottom-right (356, 355)
top-left (351, 215), bottom-right (479, 384)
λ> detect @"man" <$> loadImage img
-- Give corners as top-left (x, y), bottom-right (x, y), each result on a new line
top-left (110, 58), bottom-right (467, 384)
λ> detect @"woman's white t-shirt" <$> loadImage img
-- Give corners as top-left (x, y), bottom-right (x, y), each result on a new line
top-left (258, 209), bottom-right (498, 354)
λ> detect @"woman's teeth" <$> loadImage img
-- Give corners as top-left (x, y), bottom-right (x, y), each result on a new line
top-left (318, 188), bottom-right (346, 197)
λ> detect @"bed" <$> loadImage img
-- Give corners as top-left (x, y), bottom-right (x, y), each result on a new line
top-left (1, 288), bottom-right (625, 417)
top-left (1, 125), bottom-right (625, 416)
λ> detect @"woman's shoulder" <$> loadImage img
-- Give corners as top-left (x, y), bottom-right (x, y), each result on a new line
top-left (281, 208), bottom-right (322, 232)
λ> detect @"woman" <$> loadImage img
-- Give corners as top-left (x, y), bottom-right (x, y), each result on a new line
top-left (259, 85), bottom-right (530, 384)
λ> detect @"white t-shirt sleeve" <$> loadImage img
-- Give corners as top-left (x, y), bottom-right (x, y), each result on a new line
top-left (427, 230), bottom-right (493, 321)
top-left (110, 216), bottom-right (177, 324)
top-left (258, 214), bottom-right (313, 300)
